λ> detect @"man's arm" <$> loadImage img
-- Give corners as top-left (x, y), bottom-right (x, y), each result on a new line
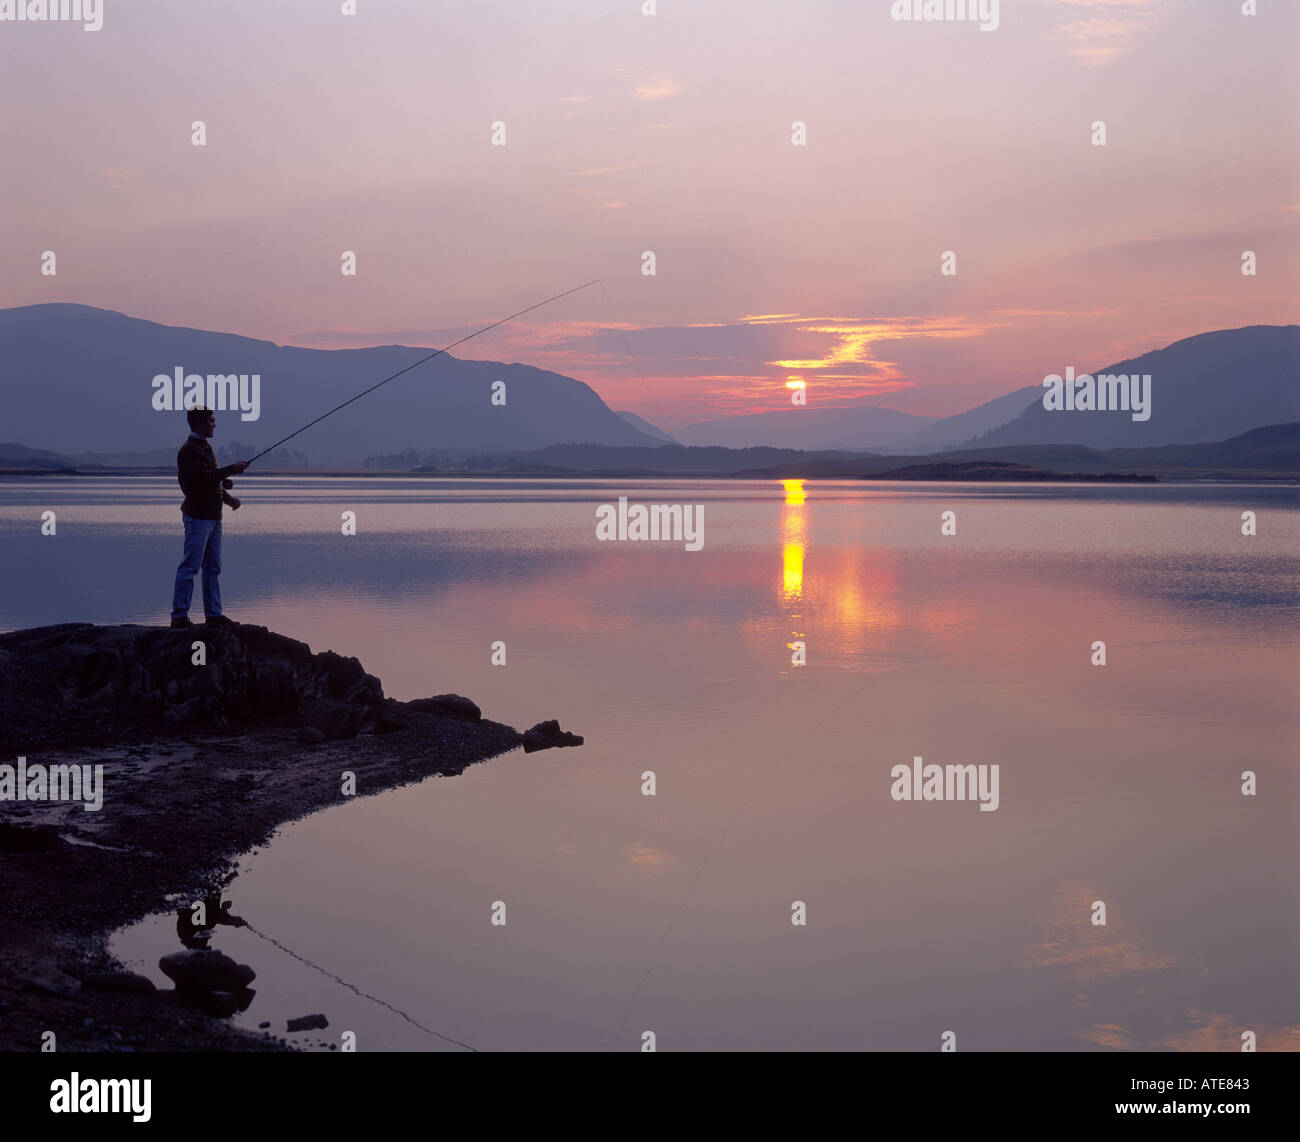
top-left (178, 444), bottom-right (247, 485)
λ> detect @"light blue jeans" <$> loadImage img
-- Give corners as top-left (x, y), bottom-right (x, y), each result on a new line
top-left (171, 515), bottom-right (223, 619)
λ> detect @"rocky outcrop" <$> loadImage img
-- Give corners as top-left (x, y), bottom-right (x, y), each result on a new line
top-left (159, 950), bottom-right (255, 993)
top-left (0, 619), bottom-right (585, 1052)
top-left (286, 1013), bottom-right (329, 1032)
top-left (82, 971), bottom-right (157, 996)
top-left (0, 621), bottom-right (382, 747)
top-left (408, 694), bottom-right (481, 721)
top-left (522, 719), bottom-right (584, 753)
top-left (0, 622), bottom-right (586, 757)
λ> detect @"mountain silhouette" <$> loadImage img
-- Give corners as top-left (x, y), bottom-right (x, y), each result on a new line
top-left (0, 303), bottom-right (660, 465)
top-left (976, 326), bottom-right (1299, 448)
top-left (674, 404), bottom-right (936, 450)
top-left (615, 410), bottom-right (677, 443)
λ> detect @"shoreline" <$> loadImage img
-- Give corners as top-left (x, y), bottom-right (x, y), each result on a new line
top-left (3, 467), bottom-right (1298, 483)
top-left (0, 622), bottom-right (543, 1052)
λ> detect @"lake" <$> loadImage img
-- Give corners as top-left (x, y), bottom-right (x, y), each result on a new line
top-left (2, 475), bottom-right (1297, 1050)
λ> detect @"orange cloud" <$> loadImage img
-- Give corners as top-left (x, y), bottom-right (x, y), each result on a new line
top-left (767, 315), bottom-right (1001, 380)
top-left (635, 77), bottom-right (684, 101)
top-left (1049, 0), bottom-right (1171, 66)
top-left (626, 842), bottom-right (676, 872)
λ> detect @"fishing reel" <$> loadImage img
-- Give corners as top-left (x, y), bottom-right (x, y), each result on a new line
top-left (221, 476), bottom-right (241, 510)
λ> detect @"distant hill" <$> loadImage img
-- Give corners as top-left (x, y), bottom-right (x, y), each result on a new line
top-left (444, 442), bottom-right (869, 473)
top-left (977, 326), bottom-right (1300, 449)
top-left (732, 422), bottom-right (1300, 479)
top-left (0, 303), bottom-right (661, 466)
top-left (615, 410), bottom-right (676, 443)
top-left (9, 424), bottom-right (1298, 480)
top-left (674, 404), bottom-right (936, 450)
top-left (880, 385), bottom-right (1041, 453)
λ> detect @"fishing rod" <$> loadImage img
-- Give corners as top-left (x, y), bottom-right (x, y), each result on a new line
top-left (240, 279), bottom-right (601, 468)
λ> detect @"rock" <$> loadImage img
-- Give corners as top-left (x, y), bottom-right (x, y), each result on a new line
top-left (78, 647), bottom-right (123, 698)
top-left (0, 821), bottom-right (61, 853)
top-left (373, 717), bottom-right (405, 734)
top-left (82, 971), bottom-right (157, 996)
top-left (296, 726), bottom-right (327, 744)
top-left (17, 971), bottom-right (77, 997)
top-left (253, 665), bottom-right (297, 716)
top-left (170, 696), bottom-right (204, 723)
top-left (0, 620), bottom-right (400, 750)
top-left (317, 651), bottom-right (383, 705)
top-left (318, 707), bottom-right (362, 740)
top-left (286, 1013), bottom-right (329, 1032)
top-left (258, 1021), bottom-right (271, 1029)
top-left (409, 694), bottom-right (481, 721)
top-left (190, 988), bottom-right (256, 1017)
top-left (522, 719), bottom-right (585, 753)
top-left (159, 950), bottom-right (255, 994)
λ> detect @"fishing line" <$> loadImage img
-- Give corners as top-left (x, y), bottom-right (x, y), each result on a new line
top-left (240, 919), bottom-right (478, 1052)
top-left (245, 279), bottom-right (601, 466)
top-left (595, 279), bottom-right (672, 438)
top-left (230, 280), bottom-right (832, 1051)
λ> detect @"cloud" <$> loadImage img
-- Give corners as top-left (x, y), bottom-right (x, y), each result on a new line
top-left (994, 307), bottom-right (1123, 318)
top-left (635, 77), bottom-right (685, 101)
top-left (767, 315), bottom-right (1002, 381)
top-left (625, 842), bottom-right (676, 872)
top-left (565, 163), bottom-right (640, 177)
top-left (1049, 0), bottom-right (1171, 66)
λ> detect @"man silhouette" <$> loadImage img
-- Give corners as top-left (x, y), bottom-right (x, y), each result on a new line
top-left (171, 407), bottom-right (249, 628)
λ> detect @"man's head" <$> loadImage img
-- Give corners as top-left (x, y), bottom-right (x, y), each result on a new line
top-left (186, 407), bottom-right (216, 438)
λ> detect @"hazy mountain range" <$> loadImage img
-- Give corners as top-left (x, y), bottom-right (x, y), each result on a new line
top-left (0, 303), bottom-right (660, 465)
top-left (1, 305), bottom-right (1295, 465)
top-left (672, 326), bottom-right (1298, 452)
top-left (672, 405), bottom-right (936, 450)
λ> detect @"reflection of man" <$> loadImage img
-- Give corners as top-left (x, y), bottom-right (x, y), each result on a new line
top-left (176, 893), bottom-right (248, 949)
top-left (170, 407), bottom-right (248, 629)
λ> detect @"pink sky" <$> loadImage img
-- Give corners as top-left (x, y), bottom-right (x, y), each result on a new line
top-left (0, 0), bottom-right (1296, 429)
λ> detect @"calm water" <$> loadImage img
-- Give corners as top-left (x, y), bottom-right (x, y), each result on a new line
top-left (3, 476), bottom-right (1298, 1051)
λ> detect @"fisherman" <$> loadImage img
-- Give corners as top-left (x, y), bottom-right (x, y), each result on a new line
top-left (170, 407), bottom-right (248, 628)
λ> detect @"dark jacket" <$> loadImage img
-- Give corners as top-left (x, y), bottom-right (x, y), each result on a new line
top-left (177, 434), bottom-right (240, 520)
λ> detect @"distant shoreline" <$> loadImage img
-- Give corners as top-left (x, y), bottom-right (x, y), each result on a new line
top-left (4, 466), bottom-right (1300, 483)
